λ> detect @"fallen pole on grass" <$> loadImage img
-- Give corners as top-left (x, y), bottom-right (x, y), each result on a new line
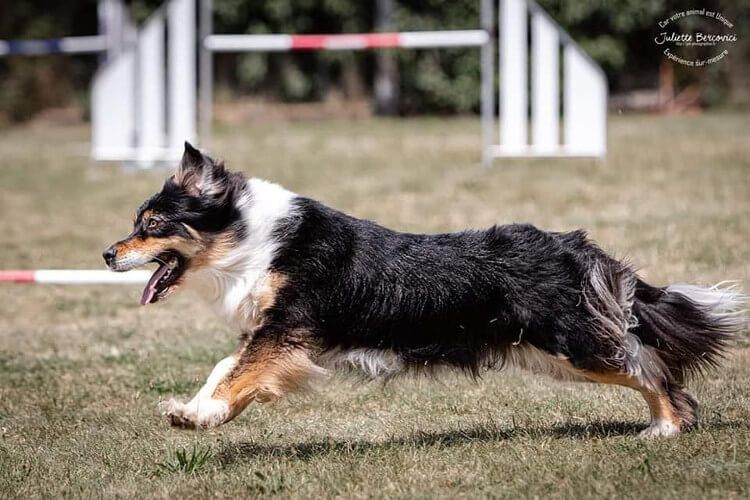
top-left (0, 270), bottom-right (150, 285)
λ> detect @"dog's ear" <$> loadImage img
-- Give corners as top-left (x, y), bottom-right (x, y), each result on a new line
top-left (174, 141), bottom-right (227, 196)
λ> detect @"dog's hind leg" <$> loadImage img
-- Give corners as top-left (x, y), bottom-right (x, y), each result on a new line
top-left (508, 341), bottom-right (694, 438)
top-left (160, 330), bottom-right (325, 429)
top-left (581, 370), bottom-right (676, 437)
top-left (574, 259), bottom-right (700, 437)
top-left (580, 347), bottom-right (698, 439)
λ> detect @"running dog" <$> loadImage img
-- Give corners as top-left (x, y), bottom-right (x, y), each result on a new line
top-left (103, 142), bottom-right (745, 437)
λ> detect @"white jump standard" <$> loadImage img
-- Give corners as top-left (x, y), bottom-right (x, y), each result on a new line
top-left (0, 0), bottom-right (608, 166)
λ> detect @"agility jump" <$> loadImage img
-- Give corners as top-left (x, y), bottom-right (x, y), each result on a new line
top-left (0, 0), bottom-right (608, 285)
top-left (1, 0), bottom-right (606, 167)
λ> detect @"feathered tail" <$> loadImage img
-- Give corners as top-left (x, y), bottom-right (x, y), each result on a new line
top-left (631, 280), bottom-right (746, 381)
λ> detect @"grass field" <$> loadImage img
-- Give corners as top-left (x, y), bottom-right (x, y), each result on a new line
top-left (0, 113), bottom-right (749, 498)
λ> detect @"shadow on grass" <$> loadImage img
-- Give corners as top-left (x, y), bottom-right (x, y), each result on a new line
top-left (216, 420), bottom-right (695, 466)
top-left (217, 419), bottom-right (746, 466)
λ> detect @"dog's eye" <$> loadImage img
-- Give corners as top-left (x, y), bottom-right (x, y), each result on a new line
top-left (147, 218), bottom-right (160, 229)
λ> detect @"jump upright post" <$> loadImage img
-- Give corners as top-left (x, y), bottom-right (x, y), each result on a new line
top-left (1, 0), bottom-right (607, 170)
top-left (494, 0), bottom-right (607, 158)
top-left (91, 0), bottom-right (197, 166)
top-left (0, 0), bottom-right (609, 287)
top-left (197, 0), bottom-right (607, 165)
top-left (0, 0), bottom-right (197, 167)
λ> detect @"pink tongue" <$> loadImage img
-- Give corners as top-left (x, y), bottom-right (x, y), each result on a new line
top-left (140, 263), bottom-right (170, 305)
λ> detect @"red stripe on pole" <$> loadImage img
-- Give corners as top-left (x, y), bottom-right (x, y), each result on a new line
top-left (289, 35), bottom-right (326, 50)
top-left (0, 271), bottom-right (36, 283)
top-left (290, 33), bottom-right (401, 50)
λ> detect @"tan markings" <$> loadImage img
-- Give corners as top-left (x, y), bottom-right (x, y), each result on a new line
top-left (212, 344), bottom-right (325, 422)
top-left (257, 273), bottom-right (287, 313)
top-left (582, 370), bottom-right (680, 427)
top-left (188, 229), bottom-right (237, 268)
top-left (641, 391), bottom-right (681, 427)
top-left (235, 273), bottom-right (288, 327)
top-left (580, 369), bottom-right (640, 389)
top-left (114, 226), bottom-right (242, 273)
top-left (115, 235), bottom-right (202, 258)
top-left (140, 209), bottom-right (154, 222)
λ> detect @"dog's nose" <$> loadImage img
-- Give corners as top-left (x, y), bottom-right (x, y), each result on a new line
top-left (102, 246), bottom-right (117, 266)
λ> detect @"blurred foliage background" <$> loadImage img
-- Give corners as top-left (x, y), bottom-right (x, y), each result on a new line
top-left (0, 0), bottom-right (748, 124)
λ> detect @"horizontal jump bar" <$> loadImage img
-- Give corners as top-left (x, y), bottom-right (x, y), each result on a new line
top-left (205, 30), bottom-right (489, 52)
top-left (0, 270), bottom-right (150, 285)
top-left (0, 36), bottom-right (107, 57)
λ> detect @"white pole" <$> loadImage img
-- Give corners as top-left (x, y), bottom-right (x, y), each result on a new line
top-left (91, 50), bottom-right (136, 161)
top-left (0, 270), bottom-right (150, 285)
top-left (168, 0), bottom-right (197, 154)
top-left (480, 0), bottom-right (494, 167)
top-left (398, 30), bottom-right (487, 48)
top-left (531, 11), bottom-right (559, 153)
top-left (564, 45), bottom-right (606, 157)
top-left (35, 270), bottom-right (150, 285)
top-left (205, 34), bottom-right (293, 52)
top-left (137, 11), bottom-right (166, 165)
top-left (499, 0), bottom-right (528, 152)
top-left (199, 0), bottom-right (213, 150)
top-left (58, 36), bottom-right (108, 54)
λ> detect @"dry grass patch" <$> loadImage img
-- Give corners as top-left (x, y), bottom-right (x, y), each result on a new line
top-left (0, 113), bottom-right (749, 498)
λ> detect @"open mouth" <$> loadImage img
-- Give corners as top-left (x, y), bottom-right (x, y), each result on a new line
top-left (141, 252), bottom-right (187, 305)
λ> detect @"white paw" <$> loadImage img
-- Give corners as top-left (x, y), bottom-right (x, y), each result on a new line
top-left (158, 398), bottom-right (229, 430)
top-left (159, 398), bottom-right (198, 429)
top-left (639, 420), bottom-right (680, 438)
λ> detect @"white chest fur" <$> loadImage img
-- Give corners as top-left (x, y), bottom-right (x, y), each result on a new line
top-left (184, 178), bottom-right (297, 331)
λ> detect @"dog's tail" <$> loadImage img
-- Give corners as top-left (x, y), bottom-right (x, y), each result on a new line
top-left (631, 280), bottom-right (746, 381)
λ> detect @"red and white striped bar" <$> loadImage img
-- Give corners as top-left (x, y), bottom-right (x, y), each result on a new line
top-left (0, 270), bottom-right (150, 285)
top-left (205, 30), bottom-right (489, 52)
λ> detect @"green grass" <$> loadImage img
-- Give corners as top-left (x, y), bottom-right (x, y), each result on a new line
top-left (0, 113), bottom-right (749, 498)
top-left (154, 445), bottom-right (214, 476)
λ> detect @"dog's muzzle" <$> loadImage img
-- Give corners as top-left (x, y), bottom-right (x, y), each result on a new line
top-left (102, 245), bottom-right (117, 268)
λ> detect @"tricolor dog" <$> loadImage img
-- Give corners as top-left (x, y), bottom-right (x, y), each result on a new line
top-left (103, 143), bottom-right (745, 438)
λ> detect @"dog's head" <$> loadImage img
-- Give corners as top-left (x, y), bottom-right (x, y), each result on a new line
top-left (103, 142), bottom-right (246, 305)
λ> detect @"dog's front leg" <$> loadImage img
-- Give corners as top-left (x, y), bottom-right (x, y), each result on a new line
top-left (159, 354), bottom-right (236, 429)
top-left (159, 331), bottom-right (324, 430)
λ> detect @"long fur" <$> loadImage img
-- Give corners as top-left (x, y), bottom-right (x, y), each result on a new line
top-left (631, 280), bottom-right (745, 380)
top-left (105, 144), bottom-right (747, 435)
